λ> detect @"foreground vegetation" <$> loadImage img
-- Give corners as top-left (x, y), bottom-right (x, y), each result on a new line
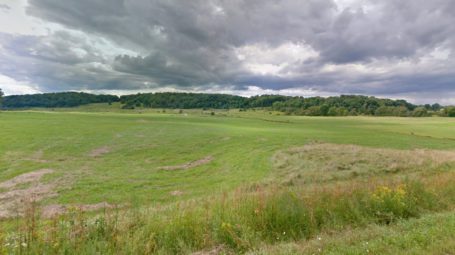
top-left (1, 106), bottom-right (455, 254)
top-left (2, 176), bottom-right (455, 254)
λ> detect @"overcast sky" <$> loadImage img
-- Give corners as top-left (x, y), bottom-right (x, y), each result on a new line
top-left (0, 0), bottom-right (454, 104)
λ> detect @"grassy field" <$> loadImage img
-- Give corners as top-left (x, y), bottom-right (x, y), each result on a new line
top-left (1, 104), bottom-right (455, 254)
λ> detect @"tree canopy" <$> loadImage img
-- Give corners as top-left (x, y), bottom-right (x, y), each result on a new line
top-left (2, 92), bottom-right (119, 108)
top-left (0, 88), bottom-right (3, 108)
top-left (1, 91), bottom-right (452, 117)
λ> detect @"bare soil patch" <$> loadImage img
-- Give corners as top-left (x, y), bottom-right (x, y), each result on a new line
top-left (41, 202), bottom-right (114, 218)
top-left (159, 156), bottom-right (214, 171)
top-left (0, 169), bottom-right (56, 219)
top-left (170, 190), bottom-right (184, 196)
top-left (0, 169), bottom-right (54, 189)
top-left (89, 146), bottom-right (111, 157)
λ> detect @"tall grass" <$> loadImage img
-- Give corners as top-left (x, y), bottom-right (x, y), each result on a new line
top-left (0, 177), bottom-right (453, 254)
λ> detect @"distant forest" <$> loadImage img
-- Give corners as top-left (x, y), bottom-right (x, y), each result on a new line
top-left (1, 92), bottom-right (119, 108)
top-left (1, 91), bottom-right (454, 117)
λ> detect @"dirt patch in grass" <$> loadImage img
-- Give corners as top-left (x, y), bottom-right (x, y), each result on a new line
top-left (0, 169), bottom-right (54, 189)
top-left (159, 156), bottom-right (214, 171)
top-left (272, 143), bottom-right (455, 184)
top-left (0, 169), bottom-right (56, 219)
top-left (89, 146), bottom-right (111, 157)
top-left (170, 190), bottom-right (184, 196)
top-left (41, 202), bottom-right (114, 218)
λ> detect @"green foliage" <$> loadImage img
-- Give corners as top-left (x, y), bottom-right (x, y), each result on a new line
top-left (120, 92), bottom-right (246, 109)
top-left (119, 92), bottom-right (433, 117)
top-left (273, 95), bottom-right (419, 117)
top-left (444, 106), bottom-right (455, 117)
top-left (2, 92), bottom-right (119, 108)
top-left (119, 92), bottom-right (289, 110)
top-left (1, 90), bottom-right (448, 117)
top-left (0, 88), bottom-right (3, 108)
top-left (412, 107), bottom-right (429, 117)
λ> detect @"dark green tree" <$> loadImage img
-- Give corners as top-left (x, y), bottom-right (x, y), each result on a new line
top-left (445, 106), bottom-right (455, 117)
top-left (412, 107), bottom-right (429, 117)
top-left (2, 92), bottom-right (119, 108)
top-left (0, 88), bottom-right (3, 108)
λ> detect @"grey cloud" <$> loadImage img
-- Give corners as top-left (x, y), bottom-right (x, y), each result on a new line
top-left (0, 32), bottom-right (152, 91)
top-left (0, 0), bottom-right (453, 103)
top-left (0, 4), bottom-right (10, 11)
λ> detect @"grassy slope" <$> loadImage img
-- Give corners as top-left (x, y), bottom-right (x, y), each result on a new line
top-left (0, 107), bottom-right (455, 203)
top-left (1, 105), bottom-right (455, 254)
top-left (1, 107), bottom-right (454, 206)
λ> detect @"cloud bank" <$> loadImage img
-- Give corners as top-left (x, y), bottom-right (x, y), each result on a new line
top-left (0, 0), bottom-right (454, 104)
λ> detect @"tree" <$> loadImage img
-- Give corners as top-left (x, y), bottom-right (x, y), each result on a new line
top-left (431, 103), bottom-right (442, 111)
top-left (0, 88), bottom-right (3, 108)
top-left (2, 92), bottom-right (119, 108)
top-left (412, 107), bottom-right (429, 117)
top-left (445, 106), bottom-right (455, 117)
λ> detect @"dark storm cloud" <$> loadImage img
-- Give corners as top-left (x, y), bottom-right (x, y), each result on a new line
top-left (0, 32), bottom-right (151, 91)
top-left (0, 0), bottom-right (454, 102)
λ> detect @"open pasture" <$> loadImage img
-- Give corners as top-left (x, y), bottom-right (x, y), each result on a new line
top-left (1, 107), bottom-right (455, 254)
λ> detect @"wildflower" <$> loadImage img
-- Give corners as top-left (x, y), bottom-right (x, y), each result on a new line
top-left (283, 231), bottom-right (286, 235)
top-left (396, 185), bottom-right (407, 196)
top-left (221, 222), bottom-right (231, 229)
top-left (317, 236), bottom-right (322, 241)
top-left (21, 242), bottom-right (27, 247)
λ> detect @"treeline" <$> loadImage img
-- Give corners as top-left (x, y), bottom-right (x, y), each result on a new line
top-left (2, 92), bottom-right (119, 108)
top-left (119, 92), bottom-right (288, 109)
top-left (1, 90), bottom-right (454, 117)
top-left (0, 88), bottom-right (3, 108)
top-left (271, 95), bottom-right (444, 117)
top-left (120, 92), bottom-right (248, 109)
top-left (120, 92), bottom-right (451, 117)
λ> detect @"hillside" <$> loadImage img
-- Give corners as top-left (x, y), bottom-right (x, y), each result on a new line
top-left (1, 109), bottom-right (455, 254)
top-left (2, 91), bottom-right (453, 117)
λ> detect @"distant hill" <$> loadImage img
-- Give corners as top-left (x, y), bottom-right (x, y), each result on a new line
top-left (2, 91), bottom-right (452, 116)
top-left (119, 92), bottom-right (444, 117)
top-left (2, 92), bottom-right (119, 108)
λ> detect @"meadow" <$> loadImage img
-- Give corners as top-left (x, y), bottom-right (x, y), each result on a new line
top-left (1, 104), bottom-right (455, 254)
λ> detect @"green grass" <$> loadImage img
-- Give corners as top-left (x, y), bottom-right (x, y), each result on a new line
top-left (1, 109), bottom-right (454, 205)
top-left (248, 210), bottom-right (455, 255)
top-left (1, 105), bottom-right (455, 254)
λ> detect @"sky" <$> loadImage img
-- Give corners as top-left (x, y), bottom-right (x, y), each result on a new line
top-left (0, 0), bottom-right (454, 104)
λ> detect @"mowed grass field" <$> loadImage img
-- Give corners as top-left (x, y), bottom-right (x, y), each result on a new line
top-left (1, 105), bottom-right (455, 254)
